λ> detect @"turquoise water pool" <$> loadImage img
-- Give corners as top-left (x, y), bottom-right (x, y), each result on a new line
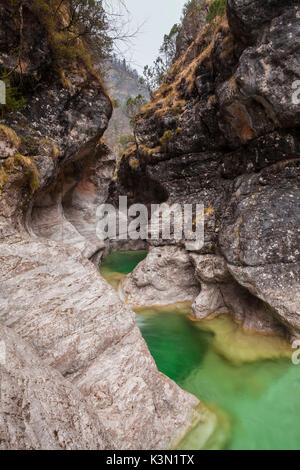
top-left (100, 251), bottom-right (300, 450)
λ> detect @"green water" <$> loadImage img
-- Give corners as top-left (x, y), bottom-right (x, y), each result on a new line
top-left (100, 251), bottom-right (300, 450)
top-left (100, 250), bottom-right (147, 289)
top-left (101, 250), bottom-right (148, 275)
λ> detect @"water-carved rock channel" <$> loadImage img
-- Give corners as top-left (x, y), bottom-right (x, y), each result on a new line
top-left (101, 251), bottom-right (300, 451)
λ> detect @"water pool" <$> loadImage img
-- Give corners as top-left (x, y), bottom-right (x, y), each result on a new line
top-left (100, 251), bottom-right (300, 450)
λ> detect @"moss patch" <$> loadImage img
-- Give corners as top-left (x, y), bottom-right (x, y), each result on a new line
top-left (207, 0), bottom-right (227, 23)
top-left (160, 130), bottom-right (173, 147)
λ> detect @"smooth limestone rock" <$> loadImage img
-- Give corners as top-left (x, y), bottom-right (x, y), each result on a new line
top-left (192, 281), bottom-right (226, 319)
top-left (0, 2), bottom-right (200, 450)
top-left (31, 149), bottom-right (116, 263)
top-left (122, 246), bottom-right (200, 308)
top-left (73, 326), bottom-right (199, 450)
top-left (0, 236), bottom-right (200, 449)
top-left (229, 263), bottom-right (300, 337)
top-left (190, 254), bottom-right (286, 336)
top-left (190, 254), bottom-right (230, 283)
top-left (0, 323), bottom-right (109, 450)
top-left (0, 237), bottom-right (135, 375)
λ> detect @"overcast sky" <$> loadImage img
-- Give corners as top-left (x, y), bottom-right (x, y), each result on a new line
top-left (118, 0), bottom-right (187, 72)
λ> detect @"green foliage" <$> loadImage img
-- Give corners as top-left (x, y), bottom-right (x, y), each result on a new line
top-left (18, 0), bottom-right (112, 71)
top-left (62, 0), bottom-right (112, 60)
top-left (120, 134), bottom-right (135, 146)
top-left (141, 23), bottom-right (181, 95)
top-left (160, 23), bottom-right (181, 70)
top-left (206, 0), bottom-right (227, 23)
top-left (113, 98), bottom-right (121, 108)
top-left (0, 75), bottom-right (26, 117)
top-left (124, 95), bottom-right (147, 127)
top-left (182, 0), bottom-right (201, 18)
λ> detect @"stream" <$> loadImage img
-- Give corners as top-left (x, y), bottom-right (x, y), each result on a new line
top-left (100, 251), bottom-right (300, 450)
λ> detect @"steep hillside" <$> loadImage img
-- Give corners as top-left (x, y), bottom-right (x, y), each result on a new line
top-left (104, 59), bottom-right (149, 159)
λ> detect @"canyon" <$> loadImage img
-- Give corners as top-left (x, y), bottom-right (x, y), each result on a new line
top-left (0, 0), bottom-right (299, 450)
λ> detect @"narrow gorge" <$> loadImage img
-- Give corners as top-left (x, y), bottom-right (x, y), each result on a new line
top-left (0, 0), bottom-right (299, 451)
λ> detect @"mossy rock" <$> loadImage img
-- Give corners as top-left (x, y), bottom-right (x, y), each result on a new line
top-left (0, 125), bottom-right (21, 158)
top-left (160, 130), bottom-right (173, 147)
top-left (0, 154), bottom-right (40, 195)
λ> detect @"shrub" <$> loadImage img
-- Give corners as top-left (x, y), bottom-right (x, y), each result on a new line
top-left (182, 0), bottom-right (201, 18)
top-left (124, 95), bottom-right (147, 127)
top-left (206, 0), bottom-right (227, 23)
top-left (0, 76), bottom-right (26, 117)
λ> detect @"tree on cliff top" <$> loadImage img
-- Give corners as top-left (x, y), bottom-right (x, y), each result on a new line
top-left (140, 23), bottom-right (181, 96)
top-left (6, 1), bottom-right (138, 71)
top-left (124, 94), bottom-right (147, 145)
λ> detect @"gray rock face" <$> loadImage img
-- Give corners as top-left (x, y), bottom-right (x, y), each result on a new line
top-left (235, 6), bottom-right (300, 128)
top-left (190, 254), bottom-right (230, 283)
top-left (227, 0), bottom-right (298, 43)
top-left (229, 263), bottom-right (300, 336)
top-left (188, 253), bottom-right (284, 335)
top-left (219, 163), bottom-right (300, 267)
top-left (113, 0), bottom-right (300, 339)
top-left (0, 323), bottom-right (109, 450)
top-left (123, 246), bottom-right (200, 307)
top-left (0, 1), bottom-right (200, 450)
top-left (175, 0), bottom-right (210, 59)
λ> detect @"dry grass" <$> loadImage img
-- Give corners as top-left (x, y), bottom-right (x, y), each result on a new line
top-left (125, 9), bottom-right (229, 161)
top-left (138, 145), bottom-right (162, 159)
top-left (0, 125), bottom-right (21, 149)
top-left (0, 154), bottom-right (40, 195)
top-left (138, 15), bottom-right (229, 122)
top-left (129, 157), bottom-right (140, 170)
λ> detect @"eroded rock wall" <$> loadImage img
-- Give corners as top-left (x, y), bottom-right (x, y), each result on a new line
top-left (0, 1), bottom-right (200, 450)
top-left (113, 0), bottom-right (300, 339)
